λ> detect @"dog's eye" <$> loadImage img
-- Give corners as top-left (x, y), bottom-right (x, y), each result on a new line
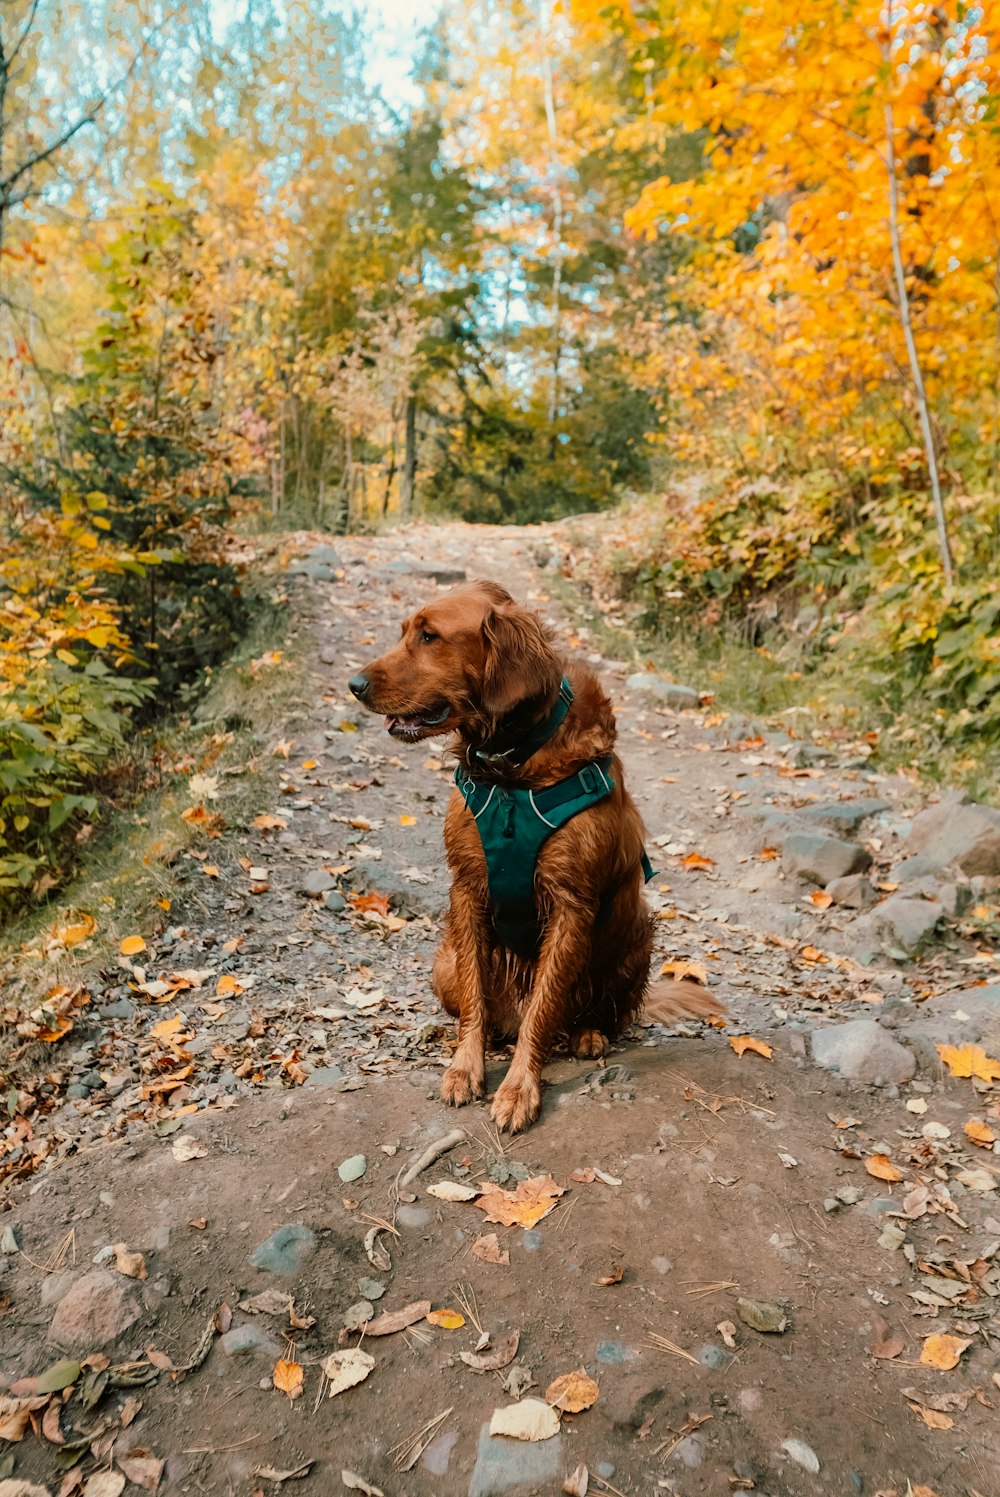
top-left (420, 630), bottom-right (438, 645)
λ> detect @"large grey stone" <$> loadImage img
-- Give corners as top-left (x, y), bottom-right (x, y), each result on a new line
top-left (894, 855), bottom-right (947, 883)
top-left (48, 1270), bottom-right (141, 1351)
top-left (907, 794), bottom-right (1000, 876)
top-left (800, 798), bottom-right (889, 833)
top-left (869, 893), bottom-right (943, 955)
top-left (824, 874), bottom-right (877, 909)
top-left (468, 1421), bottom-right (563, 1497)
top-left (782, 831), bottom-right (871, 885)
top-left (810, 1019), bottom-right (915, 1085)
top-left (382, 559), bottom-right (467, 585)
top-left (741, 806), bottom-right (804, 853)
top-left (625, 673), bottom-right (699, 707)
top-left (221, 1323), bottom-right (284, 1360)
top-left (248, 1224), bottom-right (317, 1276)
top-left (299, 869), bottom-right (336, 897)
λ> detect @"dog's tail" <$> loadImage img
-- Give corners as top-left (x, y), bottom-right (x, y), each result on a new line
top-left (641, 978), bottom-right (728, 1026)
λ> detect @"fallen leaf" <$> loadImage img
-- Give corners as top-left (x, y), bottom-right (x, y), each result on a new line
top-left (116, 1452), bottom-right (164, 1491)
top-left (34, 1359), bottom-right (82, 1393)
top-left (489, 1398), bottom-right (561, 1441)
top-left (729, 1036), bottom-right (773, 1060)
top-left (936, 1043), bottom-right (1000, 1083)
top-left (110, 1244), bottom-right (147, 1280)
top-left (240, 1289), bottom-right (294, 1316)
top-left (362, 1300), bottom-right (431, 1337)
top-left (474, 1175), bottom-right (565, 1230)
top-left (460, 1331), bottom-right (520, 1372)
top-left (274, 1359), bottom-right (304, 1400)
top-left (954, 1167), bottom-right (997, 1192)
top-left (251, 1464), bottom-right (314, 1484)
top-left (594, 1265), bottom-right (623, 1287)
top-left (799, 945), bottom-right (828, 964)
top-left (349, 892), bottom-right (391, 916)
top-left (920, 1334), bottom-right (971, 1371)
top-left (215, 974), bottom-right (243, 997)
top-left (54, 914), bottom-right (97, 947)
top-left (660, 960), bottom-right (708, 984)
top-left (0, 1395), bottom-right (49, 1442)
top-left (323, 1348), bottom-right (376, 1397)
top-left (907, 1402), bottom-right (954, 1430)
top-left (717, 1320), bottom-right (737, 1349)
top-left (545, 1370), bottom-right (599, 1412)
top-left (251, 814), bottom-right (287, 831)
top-left (807, 890), bottom-right (833, 909)
top-left (872, 1336), bottom-right (906, 1360)
top-left (563, 1463), bottom-right (589, 1497)
top-left (119, 935), bottom-right (147, 956)
top-left (471, 1233), bottom-right (510, 1266)
top-left (400, 815), bottom-right (417, 826)
top-left (341, 1474), bottom-right (383, 1497)
top-left (171, 1136), bottom-right (207, 1162)
top-left (680, 852), bottom-right (715, 871)
top-left (865, 1154), bottom-right (903, 1183)
top-left (906, 1098), bottom-right (929, 1115)
top-left (426, 1180), bottom-right (480, 1203)
top-left (82, 1475), bottom-right (126, 1497)
top-left (426, 1309), bottom-right (465, 1329)
top-left (37, 1015), bottom-right (73, 1043)
top-left (964, 1119), bottom-right (997, 1148)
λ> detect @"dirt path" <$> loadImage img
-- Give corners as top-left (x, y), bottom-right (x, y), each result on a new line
top-left (2, 521), bottom-right (999, 1497)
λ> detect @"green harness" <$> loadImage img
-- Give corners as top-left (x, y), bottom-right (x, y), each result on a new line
top-left (454, 678), bottom-right (654, 958)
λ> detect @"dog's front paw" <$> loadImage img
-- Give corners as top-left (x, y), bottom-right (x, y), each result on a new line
top-left (440, 1062), bottom-right (485, 1108)
top-left (570, 1027), bottom-right (610, 1059)
top-left (490, 1072), bottom-right (542, 1133)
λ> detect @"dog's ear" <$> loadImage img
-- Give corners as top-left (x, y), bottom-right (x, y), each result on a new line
top-left (481, 603), bottom-right (562, 719)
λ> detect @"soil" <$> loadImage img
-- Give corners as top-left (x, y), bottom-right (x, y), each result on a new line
top-left (2, 521), bottom-right (999, 1497)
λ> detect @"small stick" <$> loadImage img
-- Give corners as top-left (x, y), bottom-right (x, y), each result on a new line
top-left (400, 1128), bottom-right (466, 1186)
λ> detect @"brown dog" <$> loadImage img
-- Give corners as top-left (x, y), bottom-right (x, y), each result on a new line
top-left (349, 580), bottom-right (721, 1131)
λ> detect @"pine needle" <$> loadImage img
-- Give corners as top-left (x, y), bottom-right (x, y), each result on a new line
top-left (644, 1331), bottom-right (700, 1366)
top-left (389, 1406), bottom-right (453, 1471)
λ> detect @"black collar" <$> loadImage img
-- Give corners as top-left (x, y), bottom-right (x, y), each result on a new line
top-left (471, 677), bottom-right (573, 767)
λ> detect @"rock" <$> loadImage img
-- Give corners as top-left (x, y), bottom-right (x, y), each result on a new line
top-left (468, 1420), bottom-right (562, 1497)
top-left (624, 673), bottom-right (699, 708)
top-left (305, 1065), bottom-right (344, 1089)
top-left (248, 1224), bottom-right (317, 1276)
top-left (782, 831), bottom-right (870, 885)
top-left (299, 869), bottom-right (336, 897)
top-left (697, 1344), bottom-right (729, 1370)
top-left (907, 793), bottom-right (1000, 876)
top-left (894, 855), bottom-right (947, 883)
top-left (672, 1436), bottom-right (704, 1469)
top-left (595, 1340), bottom-right (638, 1364)
top-left (801, 798), bottom-right (889, 833)
top-left (221, 1323), bottom-right (284, 1359)
top-left (824, 873), bottom-right (878, 909)
top-left (338, 1154), bottom-right (367, 1183)
top-left (810, 1019), bottom-right (915, 1085)
top-left (289, 560), bottom-right (335, 581)
top-left (851, 893), bottom-right (943, 959)
top-left (47, 1269), bottom-right (141, 1351)
top-left (741, 807), bottom-right (804, 853)
top-left (323, 890), bottom-right (347, 913)
top-left (382, 559), bottom-right (468, 585)
top-left (306, 544), bottom-right (341, 566)
top-left (421, 1430), bottom-right (459, 1476)
top-left (396, 1205), bottom-right (431, 1228)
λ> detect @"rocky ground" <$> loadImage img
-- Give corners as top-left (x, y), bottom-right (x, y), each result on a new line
top-left (1, 520), bottom-right (999, 1497)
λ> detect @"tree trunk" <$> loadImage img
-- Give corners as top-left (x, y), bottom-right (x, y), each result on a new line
top-left (400, 394), bottom-right (417, 516)
top-left (884, 98), bottom-right (954, 585)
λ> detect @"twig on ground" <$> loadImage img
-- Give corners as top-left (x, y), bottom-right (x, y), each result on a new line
top-left (399, 1127), bottom-right (466, 1186)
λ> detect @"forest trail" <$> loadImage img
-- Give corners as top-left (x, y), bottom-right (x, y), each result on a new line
top-left (2, 521), bottom-right (999, 1497)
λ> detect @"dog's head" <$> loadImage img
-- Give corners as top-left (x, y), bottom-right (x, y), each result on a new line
top-left (348, 581), bottom-right (562, 743)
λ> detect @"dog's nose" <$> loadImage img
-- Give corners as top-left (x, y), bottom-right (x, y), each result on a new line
top-left (348, 673), bottom-right (371, 701)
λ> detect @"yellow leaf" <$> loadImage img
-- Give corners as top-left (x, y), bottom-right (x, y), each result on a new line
top-left (936, 1044), bottom-right (1000, 1083)
top-left (273, 1358), bottom-right (303, 1399)
top-left (474, 1174), bottom-right (565, 1229)
top-left (865, 1153), bottom-right (903, 1183)
top-left (301, 759), bottom-right (318, 770)
top-left (964, 1119), bottom-right (997, 1148)
top-left (252, 814), bottom-right (287, 831)
top-left (799, 945), bottom-right (828, 964)
top-left (119, 935), bottom-right (146, 956)
top-left (680, 851), bottom-right (715, 871)
top-left (400, 815), bottom-right (417, 826)
top-left (807, 890), bottom-right (833, 909)
top-left (38, 1014), bottom-right (73, 1043)
top-left (216, 974), bottom-right (243, 997)
top-left (56, 648), bottom-right (78, 665)
top-left (545, 1369), bottom-right (599, 1412)
top-left (661, 959), bottom-right (708, 984)
top-left (729, 1035), bottom-right (773, 1060)
top-left (56, 915), bottom-right (97, 948)
top-left (156, 898), bottom-right (171, 911)
top-left (426, 1309), bottom-right (466, 1329)
top-left (203, 865), bottom-right (220, 878)
top-left (919, 1334), bottom-right (971, 1371)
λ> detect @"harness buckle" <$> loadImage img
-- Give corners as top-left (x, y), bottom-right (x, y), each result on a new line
top-left (578, 765), bottom-right (597, 793)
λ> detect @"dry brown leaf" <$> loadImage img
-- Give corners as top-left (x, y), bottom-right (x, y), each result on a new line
top-left (110, 1244), bottom-right (148, 1281)
top-left (474, 1175), bottom-right (565, 1229)
top-left (545, 1370), bottom-right (599, 1413)
top-left (489, 1398), bottom-right (560, 1441)
top-left (807, 890), bottom-right (833, 909)
top-left (964, 1119), bottom-right (997, 1148)
top-left (936, 1043), bottom-right (1000, 1083)
top-left (919, 1334), bottom-right (971, 1371)
top-left (341, 1471), bottom-right (383, 1497)
top-left (426, 1309), bottom-right (465, 1329)
top-left (273, 1358), bottom-right (303, 1400)
top-left (362, 1300), bottom-right (431, 1336)
top-left (872, 1336), bottom-right (906, 1360)
top-left (426, 1180), bottom-right (479, 1202)
top-left (680, 852), bottom-right (715, 871)
top-left (660, 959), bottom-right (708, 984)
top-left (799, 945), bottom-right (828, 964)
top-left (349, 891), bottom-right (391, 916)
top-left (865, 1153), bottom-right (903, 1183)
top-left (322, 1348), bottom-right (375, 1396)
top-left (471, 1233), bottom-right (510, 1266)
top-left (459, 1331), bottom-right (520, 1372)
top-left (907, 1402), bottom-right (954, 1430)
top-left (563, 1463), bottom-right (589, 1497)
top-left (251, 814), bottom-right (287, 831)
top-left (729, 1035), bottom-right (773, 1060)
top-left (116, 1451), bottom-right (164, 1491)
top-left (594, 1264), bottom-right (623, 1287)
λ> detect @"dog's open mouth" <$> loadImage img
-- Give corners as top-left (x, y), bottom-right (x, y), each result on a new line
top-left (383, 704), bottom-right (450, 741)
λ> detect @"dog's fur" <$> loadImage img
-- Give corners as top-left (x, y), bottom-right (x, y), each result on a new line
top-left (351, 580), bottom-right (723, 1131)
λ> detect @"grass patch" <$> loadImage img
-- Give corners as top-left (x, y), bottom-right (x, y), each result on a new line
top-left (0, 598), bottom-right (304, 1009)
